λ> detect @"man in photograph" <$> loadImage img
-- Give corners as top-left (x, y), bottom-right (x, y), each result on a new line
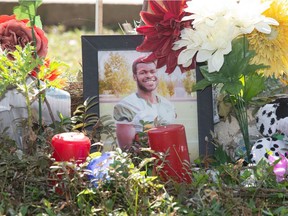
top-left (113, 56), bottom-right (177, 150)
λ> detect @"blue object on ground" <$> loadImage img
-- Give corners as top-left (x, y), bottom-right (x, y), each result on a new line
top-left (86, 152), bottom-right (115, 187)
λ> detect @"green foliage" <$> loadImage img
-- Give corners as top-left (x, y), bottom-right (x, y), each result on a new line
top-left (71, 96), bottom-right (99, 131)
top-left (0, 45), bottom-right (42, 97)
top-left (13, 0), bottom-right (43, 28)
top-left (77, 149), bottom-right (178, 215)
top-left (242, 73), bottom-right (266, 103)
top-left (70, 96), bottom-right (116, 150)
top-left (212, 143), bottom-right (234, 166)
top-left (193, 36), bottom-right (268, 101)
top-left (1, 123), bottom-right (288, 215)
top-left (194, 37), bottom-right (270, 163)
top-left (0, 45), bottom-right (43, 147)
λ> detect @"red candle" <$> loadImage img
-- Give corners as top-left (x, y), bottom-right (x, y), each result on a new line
top-left (51, 132), bottom-right (91, 164)
top-left (148, 124), bottom-right (192, 183)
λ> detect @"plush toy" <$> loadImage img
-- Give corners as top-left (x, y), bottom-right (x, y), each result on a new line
top-left (250, 98), bottom-right (288, 164)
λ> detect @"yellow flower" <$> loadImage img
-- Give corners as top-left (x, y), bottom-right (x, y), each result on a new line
top-left (247, 0), bottom-right (288, 78)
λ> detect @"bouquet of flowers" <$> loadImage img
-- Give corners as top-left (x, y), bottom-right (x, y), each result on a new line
top-left (0, 0), bottom-right (67, 152)
top-left (136, 0), bottom-right (288, 162)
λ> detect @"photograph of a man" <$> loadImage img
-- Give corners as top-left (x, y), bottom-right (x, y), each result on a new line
top-left (113, 56), bottom-right (177, 150)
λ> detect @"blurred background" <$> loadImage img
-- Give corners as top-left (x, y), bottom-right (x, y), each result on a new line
top-left (1, 0), bottom-right (144, 82)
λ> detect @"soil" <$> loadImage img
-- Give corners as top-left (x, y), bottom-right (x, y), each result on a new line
top-left (64, 81), bottom-right (84, 114)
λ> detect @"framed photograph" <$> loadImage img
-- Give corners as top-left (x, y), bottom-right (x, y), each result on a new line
top-left (81, 34), bottom-right (214, 161)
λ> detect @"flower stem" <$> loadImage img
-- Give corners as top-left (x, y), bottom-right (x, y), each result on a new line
top-left (229, 94), bottom-right (251, 163)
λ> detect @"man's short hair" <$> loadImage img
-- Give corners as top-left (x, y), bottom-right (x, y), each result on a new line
top-left (132, 56), bottom-right (156, 74)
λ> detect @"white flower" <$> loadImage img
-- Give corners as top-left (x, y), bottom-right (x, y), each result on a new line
top-left (183, 0), bottom-right (237, 27)
top-left (198, 18), bottom-right (236, 72)
top-left (173, 28), bottom-right (200, 68)
top-left (175, 17), bottom-right (236, 72)
top-left (175, 0), bottom-right (279, 72)
top-left (230, 0), bottom-right (278, 34)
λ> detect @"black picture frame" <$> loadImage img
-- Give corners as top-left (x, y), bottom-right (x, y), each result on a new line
top-left (81, 34), bottom-right (214, 158)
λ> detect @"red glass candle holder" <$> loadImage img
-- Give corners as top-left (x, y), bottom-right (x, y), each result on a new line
top-left (147, 124), bottom-right (192, 183)
top-left (51, 132), bottom-right (91, 163)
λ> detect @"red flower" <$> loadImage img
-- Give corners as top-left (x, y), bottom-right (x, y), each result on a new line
top-left (0, 15), bottom-right (48, 58)
top-left (136, 0), bottom-right (195, 74)
top-left (31, 59), bottom-right (61, 81)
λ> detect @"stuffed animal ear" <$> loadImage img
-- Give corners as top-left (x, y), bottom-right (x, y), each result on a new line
top-left (275, 98), bottom-right (288, 120)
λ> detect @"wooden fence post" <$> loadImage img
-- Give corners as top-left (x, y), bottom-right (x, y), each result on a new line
top-left (95, 0), bottom-right (103, 34)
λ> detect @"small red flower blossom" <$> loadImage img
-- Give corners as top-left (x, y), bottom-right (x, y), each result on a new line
top-left (136, 0), bottom-right (195, 74)
top-left (31, 59), bottom-right (62, 82)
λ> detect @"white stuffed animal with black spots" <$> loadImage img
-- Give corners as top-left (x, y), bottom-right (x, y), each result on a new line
top-left (250, 98), bottom-right (288, 164)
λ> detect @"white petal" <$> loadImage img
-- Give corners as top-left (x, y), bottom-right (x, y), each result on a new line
top-left (211, 51), bottom-right (225, 72)
top-left (255, 17), bottom-right (279, 34)
top-left (207, 58), bottom-right (217, 73)
top-left (255, 23), bottom-right (272, 34)
top-left (196, 49), bottom-right (212, 62)
top-left (178, 49), bottom-right (197, 67)
top-left (222, 42), bottom-right (232, 55)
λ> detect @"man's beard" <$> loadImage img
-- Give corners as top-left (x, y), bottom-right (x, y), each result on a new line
top-left (136, 78), bottom-right (157, 92)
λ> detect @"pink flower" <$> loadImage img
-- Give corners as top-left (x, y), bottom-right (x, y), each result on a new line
top-left (268, 153), bottom-right (288, 182)
top-left (136, 0), bottom-right (195, 74)
top-left (0, 15), bottom-right (48, 58)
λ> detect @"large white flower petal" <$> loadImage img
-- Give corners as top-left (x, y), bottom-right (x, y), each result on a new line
top-left (196, 49), bottom-right (212, 62)
top-left (173, 39), bottom-right (190, 50)
top-left (255, 22), bottom-right (272, 34)
top-left (221, 42), bottom-right (232, 55)
top-left (207, 58), bottom-right (217, 73)
top-left (173, 28), bottom-right (200, 51)
top-left (211, 50), bottom-right (225, 72)
top-left (178, 49), bottom-right (197, 67)
top-left (255, 17), bottom-right (279, 34)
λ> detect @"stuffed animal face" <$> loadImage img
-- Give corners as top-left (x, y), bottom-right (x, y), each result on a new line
top-left (256, 98), bottom-right (288, 137)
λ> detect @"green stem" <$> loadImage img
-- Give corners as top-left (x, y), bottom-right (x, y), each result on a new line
top-left (37, 79), bottom-right (42, 132)
top-left (229, 94), bottom-right (251, 163)
top-left (134, 186), bottom-right (138, 216)
top-left (23, 81), bottom-right (32, 131)
top-left (28, 1), bottom-right (42, 134)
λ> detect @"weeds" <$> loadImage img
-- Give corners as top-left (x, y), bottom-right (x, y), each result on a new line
top-left (1, 97), bottom-right (288, 215)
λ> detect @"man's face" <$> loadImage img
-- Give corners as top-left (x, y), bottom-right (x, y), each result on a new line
top-left (134, 62), bottom-right (158, 92)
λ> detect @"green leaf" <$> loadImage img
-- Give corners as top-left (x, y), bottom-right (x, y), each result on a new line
top-left (201, 67), bottom-right (229, 84)
top-left (194, 36), bottom-right (269, 98)
top-left (34, 15), bottom-right (42, 29)
top-left (221, 81), bottom-right (242, 95)
top-left (13, 0), bottom-right (43, 28)
top-left (192, 78), bottom-right (212, 91)
top-left (243, 73), bottom-right (266, 102)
